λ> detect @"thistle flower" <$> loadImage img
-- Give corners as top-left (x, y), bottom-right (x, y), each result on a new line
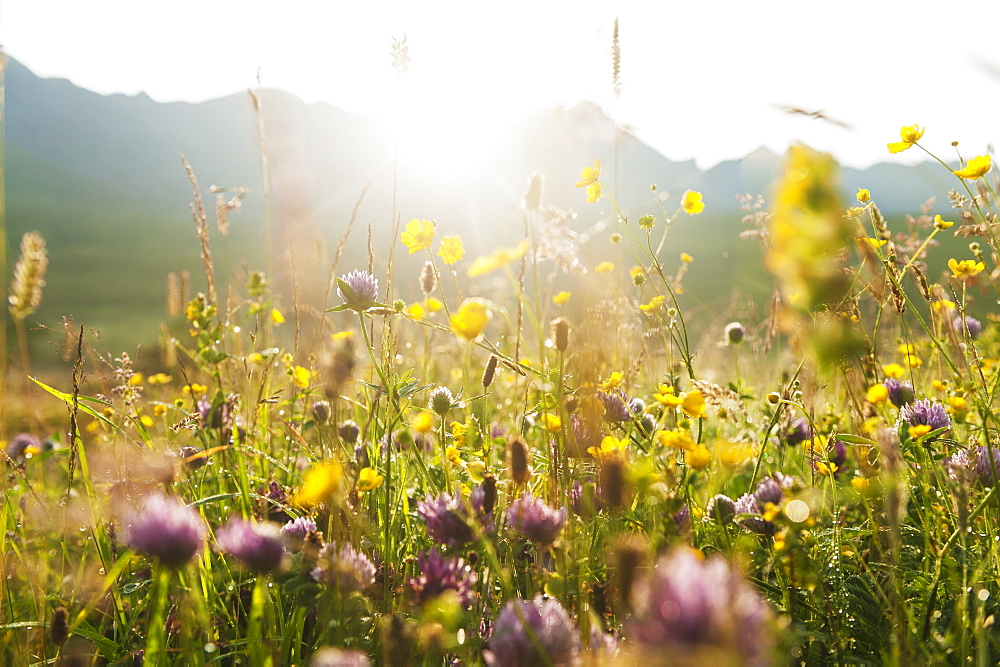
top-left (628, 548), bottom-right (774, 665)
top-left (883, 378), bottom-right (915, 407)
top-left (899, 398), bottom-right (951, 440)
top-left (336, 270), bottom-right (379, 310)
top-left (734, 493), bottom-right (776, 536)
top-left (121, 493), bottom-right (206, 569)
top-left (507, 492), bottom-right (566, 546)
top-left (216, 518), bottom-right (285, 574)
top-left (408, 548), bottom-right (478, 607)
top-left (311, 542), bottom-right (376, 593)
top-left (483, 596), bottom-right (580, 666)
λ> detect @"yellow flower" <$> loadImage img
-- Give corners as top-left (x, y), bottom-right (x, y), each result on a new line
top-left (816, 461), bottom-right (838, 477)
top-left (451, 421), bottom-right (468, 447)
top-left (717, 441), bottom-right (756, 466)
top-left (437, 235), bottom-right (465, 265)
top-left (575, 159), bottom-right (601, 188)
top-left (882, 363), bottom-right (905, 378)
top-left (271, 308), bottom-right (285, 325)
top-left (595, 261), bottom-right (614, 274)
top-left (588, 435), bottom-right (627, 461)
top-left (887, 124), bottom-right (924, 153)
top-left (653, 385), bottom-right (684, 407)
top-left (401, 218), bottom-right (436, 254)
top-left (585, 182), bottom-right (602, 203)
top-left (183, 383), bottom-right (208, 396)
top-left (908, 424), bottom-right (931, 440)
top-left (905, 354), bottom-right (923, 368)
top-left (405, 302), bottom-right (426, 320)
top-left (139, 415), bottom-right (154, 428)
top-left (856, 188), bottom-right (871, 203)
top-left (681, 389), bottom-right (707, 419)
top-left (332, 330), bottom-right (355, 341)
top-left (599, 372), bottom-right (623, 393)
top-left (856, 237), bottom-right (886, 250)
top-left (866, 384), bottom-right (888, 404)
top-left (639, 295), bottom-right (666, 314)
top-left (685, 444), bottom-right (712, 470)
top-left (851, 477), bottom-right (870, 492)
top-left (681, 190), bottom-right (705, 215)
top-left (148, 373), bottom-right (173, 385)
top-left (680, 252), bottom-right (693, 263)
top-left (657, 428), bottom-right (694, 451)
top-left (450, 298), bottom-right (490, 340)
top-left (948, 395), bottom-right (968, 416)
top-left (540, 413), bottom-right (562, 432)
top-left (425, 297), bottom-right (443, 312)
top-left (410, 411), bottom-right (435, 434)
top-left (948, 258), bottom-right (985, 280)
top-left (357, 467), bottom-right (384, 492)
top-left (467, 241), bottom-right (529, 277)
top-left (292, 365), bottom-right (311, 389)
top-left (933, 215), bottom-right (954, 230)
top-left (295, 461), bottom-right (342, 507)
top-left (445, 445), bottom-right (464, 466)
top-left (933, 299), bottom-right (956, 313)
top-left (552, 291), bottom-right (571, 306)
top-left (953, 155), bottom-right (992, 180)
top-left (129, 373), bottom-right (144, 387)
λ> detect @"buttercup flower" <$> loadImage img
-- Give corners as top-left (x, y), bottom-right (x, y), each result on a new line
top-left (437, 235), bottom-right (465, 265)
top-left (934, 215), bottom-right (954, 231)
top-left (121, 493), bottom-right (206, 569)
top-left (953, 155), bottom-right (992, 180)
top-left (575, 159), bottom-right (601, 188)
top-left (451, 298), bottom-right (490, 340)
top-left (887, 124), bottom-right (924, 153)
top-left (484, 596), bottom-right (580, 666)
top-left (356, 467), bottom-right (384, 492)
top-left (681, 190), bottom-right (705, 215)
top-left (948, 258), bottom-right (985, 280)
top-left (856, 188), bottom-right (871, 203)
top-left (401, 218), bottom-right (436, 253)
top-left (216, 518), bottom-right (285, 574)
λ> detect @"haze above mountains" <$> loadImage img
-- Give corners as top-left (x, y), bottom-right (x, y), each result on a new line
top-left (4, 56), bottom-right (957, 359)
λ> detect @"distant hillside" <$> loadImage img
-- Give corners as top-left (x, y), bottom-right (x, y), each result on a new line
top-left (3, 55), bottom-right (966, 367)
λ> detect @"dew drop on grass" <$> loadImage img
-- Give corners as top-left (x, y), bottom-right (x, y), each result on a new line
top-left (204, 643), bottom-right (217, 653)
top-left (457, 628), bottom-right (466, 645)
top-left (979, 589), bottom-right (990, 601)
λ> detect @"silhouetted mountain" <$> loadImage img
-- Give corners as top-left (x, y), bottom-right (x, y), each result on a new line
top-left (3, 55), bottom-right (963, 362)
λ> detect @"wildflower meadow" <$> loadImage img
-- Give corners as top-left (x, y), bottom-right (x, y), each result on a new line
top-left (3, 48), bottom-right (1000, 667)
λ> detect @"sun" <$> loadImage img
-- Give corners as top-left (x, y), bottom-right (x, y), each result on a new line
top-left (382, 77), bottom-right (510, 180)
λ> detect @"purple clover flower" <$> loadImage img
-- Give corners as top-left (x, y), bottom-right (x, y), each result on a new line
top-left (417, 489), bottom-right (494, 549)
top-left (952, 315), bottom-right (982, 339)
top-left (311, 542), bottom-right (376, 593)
top-left (570, 480), bottom-right (605, 518)
top-left (5, 433), bottom-right (40, 460)
top-left (337, 270), bottom-right (379, 309)
top-left (570, 414), bottom-right (604, 457)
top-left (483, 596), bottom-right (580, 666)
top-left (974, 445), bottom-right (1000, 485)
top-left (121, 493), bottom-right (206, 569)
top-left (883, 378), bottom-right (915, 407)
top-left (628, 549), bottom-right (774, 665)
top-left (899, 398), bottom-right (952, 440)
top-left (597, 389), bottom-right (640, 423)
top-left (734, 493), bottom-right (776, 536)
top-left (707, 494), bottom-right (737, 525)
top-left (281, 516), bottom-right (318, 540)
top-left (753, 476), bottom-right (784, 508)
top-left (506, 492), bottom-right (567, 547)
top-left (782, 417), bottom-right (812, 447)
top-left (408, 548), bottom-right (478, 607)
top-left (215, 518), bottom-right (285, 574)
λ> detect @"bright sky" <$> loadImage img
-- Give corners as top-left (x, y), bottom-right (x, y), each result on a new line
top-left (3, 0), bottom-right (999, 171)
